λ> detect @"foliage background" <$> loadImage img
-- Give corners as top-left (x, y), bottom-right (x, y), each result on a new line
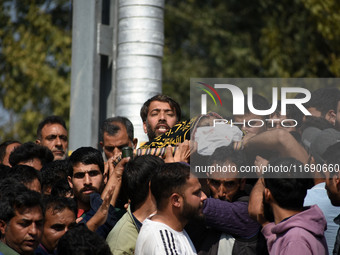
top-left (0, 0), bottom-right (339, 142)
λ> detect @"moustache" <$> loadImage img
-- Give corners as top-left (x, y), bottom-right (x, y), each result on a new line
top-left (80, 187), bottom-right (98, 193)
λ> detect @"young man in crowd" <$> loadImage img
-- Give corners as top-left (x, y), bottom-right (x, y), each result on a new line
top-left (67, 146), bottom-right (126, 238)
top-left (34, 196), bottom-right (77, 255)
top-left (135, 162), bottom-right (206, 254)
top-left (36, 116), bottom-right (68, 161)
top-left (249, 157), bottom-right (328, 255)
top-left (140, 94), bottom-right (181, 141)
top-left (106, 155), bottom-right (164, 255)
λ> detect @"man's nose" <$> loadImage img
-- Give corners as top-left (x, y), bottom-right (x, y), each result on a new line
top-left (84, 173), bottom-right (92, 185)
top-left (218, 185), bottom-right (226, 198)
top-left (55, 136), bottom-right (62, 146)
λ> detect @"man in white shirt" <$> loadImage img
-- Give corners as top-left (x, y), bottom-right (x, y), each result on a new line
top-left (135, 162), bottom-right (206, 255)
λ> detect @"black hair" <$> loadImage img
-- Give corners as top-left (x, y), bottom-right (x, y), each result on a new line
top-left (209, 145), bottom-right (246, 172)
top-left (51, 179), bottom-right (73, 198)
top-left (0, 140), bottom-right (21, 163)
top-left (305, 87), bottom-right (340, 117)
top-left (322, 142), bottom-right (340, 177)
top-left (140, 94), bottom-right (181, 122)
top-left (0, 186), bottom-right (42, 223)
top-left (41, 160), bottom-right (68, 194)
top-left (300, 116), bottom-right (334, 133)
top-left (0, 164), bottom-right (11, 179)
top-left (57, 223), bottom-right (112, 255)
top-left (42, 195), bottom-right (77, 217)
top-left (100, 116), bottom-right (134, 142)
top-left (123, 155), bottom-right (164, 211)
top-left (68, 147), bottom-right (104, 176)
top-left (9, 142), bottom-right (54, 167)
top-left (8, 164), bottom-right (42, 187)
top-left (151, 162), bottom-right (190, 210)
top-left (263, 157), bottom-right (310, 210)
top-left (37, 115), bottom-right (67, 140)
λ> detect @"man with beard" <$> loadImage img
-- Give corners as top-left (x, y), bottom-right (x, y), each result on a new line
top-left (187, 145), bottom-right (262, 255)
top-left (36, 116), bottom-right (68, 161)
top-left (249, 157), bottom-right (328, 255)
top-left (67, 147), bottom-right (124, 238)
top-left (140, 95), bottom-right (181, 141)
top-left (135, 162), bottom-right (206, 255)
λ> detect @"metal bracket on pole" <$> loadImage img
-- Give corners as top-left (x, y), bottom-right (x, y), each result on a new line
top-left (97, 23), bottom-right (113, 65)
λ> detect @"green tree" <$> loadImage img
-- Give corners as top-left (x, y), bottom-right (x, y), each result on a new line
top-left (163, 0), bottom-right (340, 119)
top-left (0, 0), bottom-right (71, 142)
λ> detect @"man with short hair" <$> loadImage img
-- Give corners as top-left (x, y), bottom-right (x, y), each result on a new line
top-left (106, 155), bottom-right (164, 255)
top-left (9, 142), bottom-right (54, 171)
top-left (67, 147), bottom-right (125, 238)
top-left (135, 162), bottom-right (205, 255)
top-left (34, 196), bottom-right (77, 255)
top-left (140, 94), bottom-right (181, 141)
top-left (99, 116), bottom-right (137, 161)
top-left (8, 165), bottom-right (42, 193)
top-left (249, 157), bottom-right (328, 254)
top-left (36, 116), bottom-right (68, 160)
top-left (0, 187), bottom-right (44, 255)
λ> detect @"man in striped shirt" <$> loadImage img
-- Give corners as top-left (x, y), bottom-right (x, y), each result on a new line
top-left (135, 162), bottom-right (206, 255)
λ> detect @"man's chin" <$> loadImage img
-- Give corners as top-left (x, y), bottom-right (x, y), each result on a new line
top-left (53, 153), bottom-right (66, 160)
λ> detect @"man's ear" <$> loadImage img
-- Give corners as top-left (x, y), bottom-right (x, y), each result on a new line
top-left (36, 139), bottom-right (41, 145)
top-left (0, 219), bottom-right (7, 236)
top-left (326, 110), bottom-right (336, 126)
top-left (333, 175), bottom-right (340, 192)
top-left (99, 141), bottom-right (104, 148)
top-left (67, 176), bottom-right (73, 189)
top-left (143, 122), bottom-right (148, 134)
top-left (133, 138), bottom-right (138, 149)
top-left (264, 188), bottom-right (272, 203)
top-left (170, 193), bottom-right (182, 208)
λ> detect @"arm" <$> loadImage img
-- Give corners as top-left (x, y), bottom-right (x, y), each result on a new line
top-left (244, 129), bottom-right (309, 164)
top-left (248, 178), bottom-right (269, 226)
top-left (203, 198), bottom-right (260, 238)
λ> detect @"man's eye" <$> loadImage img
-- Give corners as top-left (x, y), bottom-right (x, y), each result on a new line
top-left (88, 171), bottom-right (100, 177)
top-left (52, 225), bottom-right (65, 231)
top-left (60, 136), bottom-right (68, 141)
top-left (73, 173), bottom-right (85, 179)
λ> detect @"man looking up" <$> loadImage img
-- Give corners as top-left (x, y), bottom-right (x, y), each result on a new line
top-left (99, 116), bottom-right (137, 161)
top-left (140, 95), bottom-right (181, 141)
top-left (135, 162), bottom-right (206, 255)
top-left (36, 116), bottom-right (68, 160)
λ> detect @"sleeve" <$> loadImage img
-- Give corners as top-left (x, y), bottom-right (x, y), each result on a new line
top-left (202, 198), bottom-right (260, 238)
top-left (261, 223), bottom-right (276, 253)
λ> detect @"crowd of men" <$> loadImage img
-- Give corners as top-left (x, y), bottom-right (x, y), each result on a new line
top-left (1, 89), bottom-right (340, 254)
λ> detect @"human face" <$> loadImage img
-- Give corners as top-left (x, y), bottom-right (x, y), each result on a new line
top-left (234, 113), bottom-right (266, 135)
top-left (68, 163), bottom-right (104, 207)
top-left (2, 142), bottom-right (21, 166)
top-left (0, 206), bottom-right (43, 255)
top-left (37, 124), bottom-right (68, 160)
top-left (181, 176), bottom-right (206, 221)
top-left (41, 208), bottom-right (76, 252)
top-left (100, 123), bottom-right (134, 160)
top-left (208, 161), bottom-right (244, 202)
top-left (143, 101), bottom-right (178, 140)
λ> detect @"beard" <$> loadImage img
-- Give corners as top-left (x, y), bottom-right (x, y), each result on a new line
top-left (263, 193), bottom-right (275, 222)
top-left (181, 198), bottom-right (204, 221)
top-left (146, 121), bottom-right (157, 141)
top-left (146, 120), bottom-right (171, 141)
top-left (75, 183), bottom-right (104, 204)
